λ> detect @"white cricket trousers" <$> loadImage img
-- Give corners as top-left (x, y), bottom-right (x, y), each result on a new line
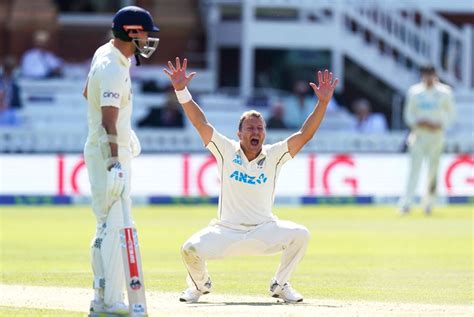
top-left (181, 219), bottom-right (310, 291)
top-left (84, 142), bottom-right (133, 306)
top-left (400, 129), bottom-right (444, 208)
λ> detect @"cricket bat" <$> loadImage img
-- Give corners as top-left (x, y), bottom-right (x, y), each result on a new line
top-left (120, 197), bottom-right (148, 316)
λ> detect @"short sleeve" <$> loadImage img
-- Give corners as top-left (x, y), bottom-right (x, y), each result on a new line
top-left (206, 128), bottom-right (235, 163)
top-left (266, 140), bottom-right (292, 166)
top-left (100, 65), bottom-right (125, 108)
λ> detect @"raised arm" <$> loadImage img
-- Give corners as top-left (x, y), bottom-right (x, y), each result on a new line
top-left (287, 69), bottom-right (339, 157)
top-left (163, 57), bottom-right (213, 145)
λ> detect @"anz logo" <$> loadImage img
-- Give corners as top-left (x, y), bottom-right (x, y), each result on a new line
top-left (230, 171), bottom-right (267, 185)
top-left (103, 91), bottom-right (120, 99)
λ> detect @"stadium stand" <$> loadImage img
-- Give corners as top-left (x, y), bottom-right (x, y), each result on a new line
top-left (0, 0), bottom-right (472, 154)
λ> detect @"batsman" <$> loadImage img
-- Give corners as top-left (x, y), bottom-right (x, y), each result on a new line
top-left (164, 57), bottom-right (338, 303)
top-left (82, 6), bottom-right (159, 315)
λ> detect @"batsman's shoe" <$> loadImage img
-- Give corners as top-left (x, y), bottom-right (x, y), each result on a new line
top-left (89, 300), bottom-right (105, 315)
top-left (179, 279), bottom-right (212, 303)
top-left (105, 302), bottom-right (129, 315)
top-left (270, 279), bottom-right (303, 303)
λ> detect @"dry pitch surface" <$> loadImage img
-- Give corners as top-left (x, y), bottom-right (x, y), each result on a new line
top-left (1, 284), bottom-right (472, 317)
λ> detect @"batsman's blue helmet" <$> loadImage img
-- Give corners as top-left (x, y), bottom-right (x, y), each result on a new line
top-left (112, 6), bottom-right (160, 59)
top-left (112, 6), bottom-right (159, 41)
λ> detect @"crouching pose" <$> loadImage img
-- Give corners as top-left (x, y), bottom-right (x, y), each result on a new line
top-left (163, 57), bottom-right (338, 303)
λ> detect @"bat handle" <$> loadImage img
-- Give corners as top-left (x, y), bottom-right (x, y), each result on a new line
top-left (121, 196), bottom-right (133, 228)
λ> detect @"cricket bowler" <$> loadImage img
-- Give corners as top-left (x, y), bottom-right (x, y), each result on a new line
top-left (82, 6), bottom-right (159, 315)
top-left (399, 65), bottom-right (455, 215)
top-left (163, 57), bottom-right (338, 303)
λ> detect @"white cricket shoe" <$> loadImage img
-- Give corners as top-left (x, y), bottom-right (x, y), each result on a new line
top-left (423, 205), bottom-right (432, 216)
top-left (179, 279), bottom-right (212, 303)
top-left (105, 302), bottom-right (129, 315)
top-left (398, 205), bottom-right (410, 215)
top-left (270, 279), bottom-right (303, 303)
top-left (89, 299), bottom-right (104, 315)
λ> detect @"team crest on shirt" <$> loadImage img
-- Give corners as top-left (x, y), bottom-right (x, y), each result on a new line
top-left (256, 157), bottom-right (266, 169)
top-left (233, 154), bottom-right (242, 166)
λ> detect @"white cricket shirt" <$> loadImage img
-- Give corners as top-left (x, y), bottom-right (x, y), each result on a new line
top-left (206, 129), bottom-right (293, 225)
top-left (85, 40), bottom-right (132, 147)
top-left (404, 81), bottom-right (455, 131)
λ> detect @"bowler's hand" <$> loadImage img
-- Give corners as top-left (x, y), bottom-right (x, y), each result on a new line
top-left (309, 69), bottom-right (339, 105)
top-left (163, 57), bottom-right (196, 91)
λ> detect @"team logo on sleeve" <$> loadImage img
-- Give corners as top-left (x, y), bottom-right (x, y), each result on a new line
top-left (103, 91), bottom-right (120, 99)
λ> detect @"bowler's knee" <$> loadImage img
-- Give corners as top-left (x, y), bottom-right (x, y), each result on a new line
top-left (293, 226), bottom-right (311, 246)
top-left (181, 240), bottom-right (200, 260)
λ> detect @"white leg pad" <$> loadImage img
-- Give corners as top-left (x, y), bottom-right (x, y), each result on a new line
top-left (91, 223), bottom-right (106, 301)
top-left (101, 199), bottom-right (125, 306)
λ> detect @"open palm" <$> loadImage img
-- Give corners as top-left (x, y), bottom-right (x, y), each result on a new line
top-left (163, 57), bottom-right (196, 91)
top-left (309, 69), bottom-right (339, 105)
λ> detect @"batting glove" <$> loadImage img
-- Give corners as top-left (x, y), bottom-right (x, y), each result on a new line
top-left (107, 162), bottom-right (126, 199)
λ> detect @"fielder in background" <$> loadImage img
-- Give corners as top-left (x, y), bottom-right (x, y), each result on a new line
top-left (399, 65), bottom-right (456, 215)
top-left (82, 6), bottom-right (159, 315)
top-left (164, 57), bottom-right (338, 303)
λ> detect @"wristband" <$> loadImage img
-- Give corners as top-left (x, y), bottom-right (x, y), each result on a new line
top-left (175, 87), bottom-right (192, 104)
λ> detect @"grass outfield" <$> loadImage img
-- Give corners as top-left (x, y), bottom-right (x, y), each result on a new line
top-left (0, 205), bottom-right (472, 306)
top-left (0, 306), bottom-right (83, 316)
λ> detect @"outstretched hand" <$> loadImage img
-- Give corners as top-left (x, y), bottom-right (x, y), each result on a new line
top-left (309, 69), bottom-right (339, 105)
top-left (163, 57), bottom-right (196, 91)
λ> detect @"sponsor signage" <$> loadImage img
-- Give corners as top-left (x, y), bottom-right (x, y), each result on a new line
top-left (0, 154), bottom-right (473, 197)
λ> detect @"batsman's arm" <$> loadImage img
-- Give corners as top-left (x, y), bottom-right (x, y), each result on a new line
top-left (164, 57), bottom-right (213, 145)
top-left (101, 106), bottom-right (119, 168)
top-left (287, 69), bottom-right (338, 157)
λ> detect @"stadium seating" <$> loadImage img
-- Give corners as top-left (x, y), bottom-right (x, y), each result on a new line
top-left (1, 77), bottom-right (472, 154)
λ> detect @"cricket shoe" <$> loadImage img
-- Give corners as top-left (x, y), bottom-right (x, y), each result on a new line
top-left (89, 300), bottom-right (105, 315)
top-left (423, 205), bottom-right (432, 216)
top-left (398, 205), bottom-right (410, 215)
top-left (269, 279), bottom-right (303, 303)
top-left (89, 301), bottom-right (129, 316)
top-left (105, 302), bottom-right (129, 315)
top-left (179, 278), bottom-right (212, 303)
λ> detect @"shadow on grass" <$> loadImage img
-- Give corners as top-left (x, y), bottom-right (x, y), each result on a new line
top-left (188, 301), bottom-right (343, 308)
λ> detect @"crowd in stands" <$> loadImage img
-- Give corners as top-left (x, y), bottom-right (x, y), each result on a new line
top-left (0, 29), bottom-right (390, 135)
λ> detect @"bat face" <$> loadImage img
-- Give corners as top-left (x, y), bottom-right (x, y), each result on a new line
top-left (121, 227), bottom-right (147, 316)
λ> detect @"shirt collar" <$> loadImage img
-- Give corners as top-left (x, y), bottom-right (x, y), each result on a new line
top-left (108, 40), bottom-right (131, 68)
top-left (235, 142), bottom-right (267, 162)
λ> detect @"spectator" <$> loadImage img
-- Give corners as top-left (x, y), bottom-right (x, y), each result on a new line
top-left (0, 57), bottom-right (21, 126)
top-left (137, 93), bottom-right (184, 128)
top-left (282, 81), bottom-right (315, 129)
top-left (20, 30), bottom-right (63, 79)
top-left (0, 56), bottom-right (21, 108)
top-left (267, 101), bottom-right (287, 129)
top-left (350, 98), bottom-right (388, 133)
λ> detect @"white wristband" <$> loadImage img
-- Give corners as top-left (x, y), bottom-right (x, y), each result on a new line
top-left (175, 87), bottom-right (192, 104)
